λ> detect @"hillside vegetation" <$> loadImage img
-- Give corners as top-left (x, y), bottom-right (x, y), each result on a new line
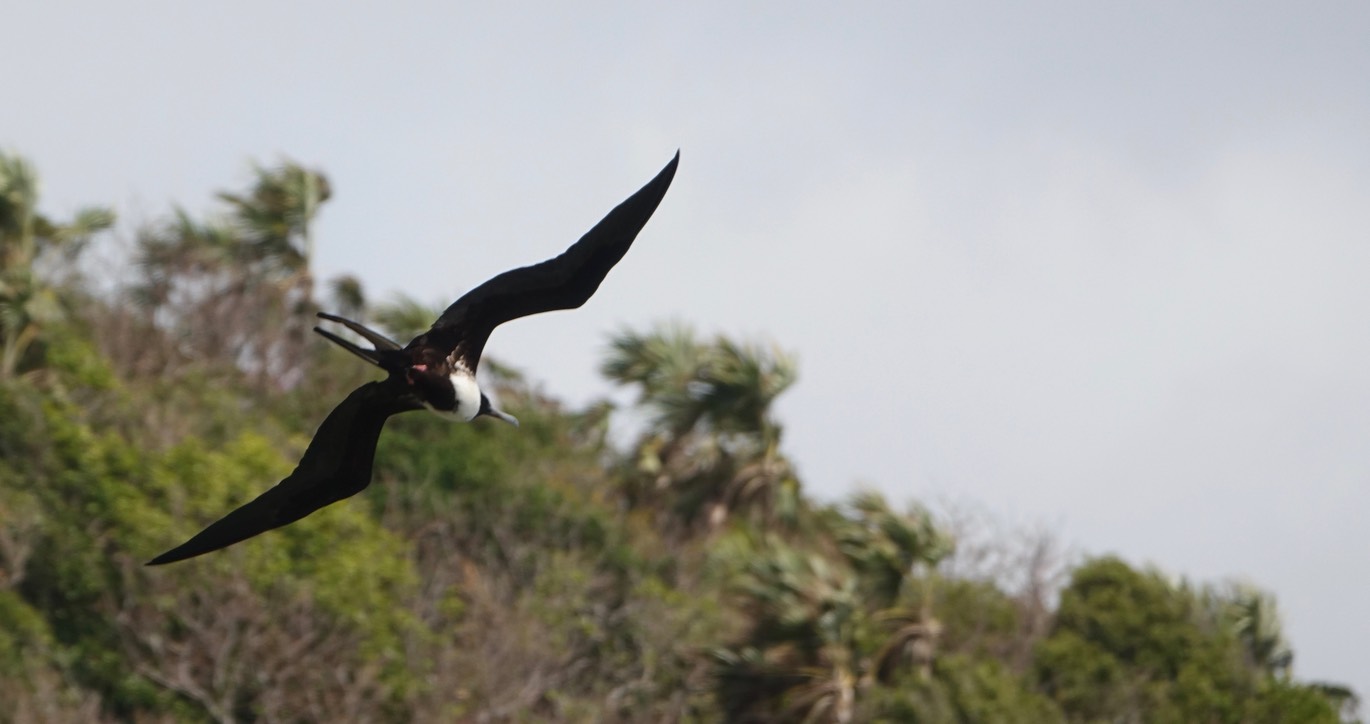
top-left (0, 151), bottom-right (1357, 722)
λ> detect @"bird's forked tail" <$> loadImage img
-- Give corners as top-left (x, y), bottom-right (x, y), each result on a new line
top-left (314, 312), bottom-right (404, 368)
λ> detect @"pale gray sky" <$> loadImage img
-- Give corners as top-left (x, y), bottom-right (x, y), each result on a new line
top-left (6, 1), bottom-right (1368, 693)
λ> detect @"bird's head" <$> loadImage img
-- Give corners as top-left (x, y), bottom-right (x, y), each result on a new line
top-left (478, 393), bottom-right (519, 427)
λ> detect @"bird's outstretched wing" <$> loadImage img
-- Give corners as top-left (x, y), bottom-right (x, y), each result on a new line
top-left (425, 151), bottom-right (679, 368)
top-left (146, 380), bottom-right (421, 565)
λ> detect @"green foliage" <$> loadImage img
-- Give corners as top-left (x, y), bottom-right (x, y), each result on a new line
top-left (1034, 557), bottom-right (1345, 723)
top-left (862, 656), bottom-right (1062, 723)
top-left (0, 590), bottom-right (50, 676)
top-left (216, 160), bottom-right (330, 271)
top-left (0, 150), bottom-right (114, 379)
top-left (710, 494), bottom-right (956, 723)
top-left (1, 362), bottom-right (419, 720)
top-left (930, 577), bottom-right (1024, 661)
top-left (604, 323), bottom-right (801, 533)
top-left (832, 492), bottom-right (952, 606)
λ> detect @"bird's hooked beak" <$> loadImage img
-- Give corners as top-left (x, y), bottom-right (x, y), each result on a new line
top-left (487, 407), bottom-right (520, 428)
top-left (478, 393), bottom-right (520, 427)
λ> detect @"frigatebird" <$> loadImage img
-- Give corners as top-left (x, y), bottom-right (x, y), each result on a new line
top-left (147, 152), bottom-right (678, 565)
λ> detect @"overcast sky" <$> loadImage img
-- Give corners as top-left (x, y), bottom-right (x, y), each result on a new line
top-left (6, 1), bottom-right (1367, 694)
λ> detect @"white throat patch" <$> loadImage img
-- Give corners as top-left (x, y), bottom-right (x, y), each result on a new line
top-left (424, 370), bottom-right (482, 422)
top-left (451, 371), bottom-right (482, 422)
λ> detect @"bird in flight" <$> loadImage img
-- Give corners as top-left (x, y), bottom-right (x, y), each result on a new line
top-left (148, 152), bottom-right (679, 565)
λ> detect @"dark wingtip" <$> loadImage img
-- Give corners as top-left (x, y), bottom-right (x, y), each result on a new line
top-left (145, 536), bottom-right (216, 565)
top-left (145, 549), bottom-right (188, 566)
top-left (145, 529), bottom-right (242, 566)
top-left (630, 151), bottom-right (679, 213)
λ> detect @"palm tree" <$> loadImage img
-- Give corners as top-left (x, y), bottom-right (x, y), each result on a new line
top-left (326, 274), bottom-right (367, 322)
top-left (220, 160), bottom-right (331, 382)
top-left (834, 492), bottom-right (952, 606)
top-left (216, 160), bottom-right (330, 280)
top-left (713, 536), bottom-right (867, 723)
top-left (712, 495), bottom-right (954, 721)
top-left (1220, 583), bottom-right (1293, 678)
top-left (0, 151), bottom-right (114, 378)
top-left (602, 324), bottom-right (799, 532)
top-left (132, 160), bottom-right (330, 385)
top-left (831, 493), bottom-right (951, 683)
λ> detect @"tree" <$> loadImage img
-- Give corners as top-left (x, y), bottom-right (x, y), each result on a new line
top-left (216, 161), bottom-right (330, 280)
top-left (0, 150), bottom-right (113, 378)
top-left (326, 273), bottom-right (367, 321)
top-left (713, 492), bottom-right (955, 723)
top-left (603, 323), bottom-right (800, 533)
top-left (1217, 582), bottom-right (1293, 678)
top-left (713, 536), bottom-right (869, 723)
top-left (833, 493), bottom-right (952, 683)
top-left (217, 160), bottom-right (331, 349)
top-left (131, 160), bottom-right (329, 386)
top-left (1034, 557), bottom-right (1346, 723)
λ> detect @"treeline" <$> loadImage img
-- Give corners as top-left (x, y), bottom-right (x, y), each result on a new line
top-left (0, 150), bottom-right (1358, 722)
